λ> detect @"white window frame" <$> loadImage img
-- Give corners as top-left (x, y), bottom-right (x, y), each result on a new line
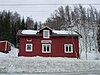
top-left (64, 44), bottom-right (73, 53)
top-left (26, 44), bottom-right (32, 52)
top-left (43, 30), bottom-right (50, 38)
top-left (42, 44), bottom-right (51, 53)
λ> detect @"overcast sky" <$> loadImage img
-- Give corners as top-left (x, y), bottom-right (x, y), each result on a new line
top-left (0, 0), bottom-right (100, 23)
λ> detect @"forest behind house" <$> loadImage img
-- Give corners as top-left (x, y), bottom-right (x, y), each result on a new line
top-left (0, 5), bottom-right (100, 52)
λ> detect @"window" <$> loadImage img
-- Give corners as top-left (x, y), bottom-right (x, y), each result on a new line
top-left (43, 30), bottom-right (50, 38)
top-left (26, 44), bottom-right (32, 52)
top-left (42, 44), bottom-right (51, 53)
top-left (64, 44), bottom-right (73, 53)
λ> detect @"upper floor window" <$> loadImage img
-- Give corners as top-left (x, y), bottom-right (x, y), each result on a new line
top-left (43, 30), bottom-right (50, 38)
top-left (64, 44), bottom-right (73, 53)
top-left (26, 44), bottom-right (32, 52)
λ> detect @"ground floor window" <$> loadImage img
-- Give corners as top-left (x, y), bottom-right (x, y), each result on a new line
top-left (26, 44), bottom-right (32, 52)
top-left (42, 44), bottom-right (51, 53)
top-left (64, 44), bottom-right (73, 53)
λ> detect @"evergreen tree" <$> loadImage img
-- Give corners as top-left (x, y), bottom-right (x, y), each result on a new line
top-left (21, 18), bottom-right (26, 29)
top-left (0, 10), bottom-right (35, 45)
top-left (34, 22), bottom-right (38, 30)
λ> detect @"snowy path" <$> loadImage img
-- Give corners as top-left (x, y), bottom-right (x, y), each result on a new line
top-left (0, 71), bottom-right (100, 75)
top-left (0, 74), bottom-right (100, 75)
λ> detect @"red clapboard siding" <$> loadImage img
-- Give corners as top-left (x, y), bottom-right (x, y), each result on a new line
top-left (18, 36), bottom-right (79, 58)
top-left (0, 41), bottom-right (11, 53)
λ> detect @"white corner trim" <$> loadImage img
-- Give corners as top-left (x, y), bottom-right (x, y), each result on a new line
top-left (5, 41), bottom-right (7, 51)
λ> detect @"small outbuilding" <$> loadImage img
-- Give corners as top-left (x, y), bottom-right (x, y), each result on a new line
top-left (0, 41), bottom-right (11, 53)
top-left (17, 26), bottom-right (80, 58)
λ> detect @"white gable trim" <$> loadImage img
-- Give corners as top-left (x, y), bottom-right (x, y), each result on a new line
top-left (39, 26), bottom-right (52, 31)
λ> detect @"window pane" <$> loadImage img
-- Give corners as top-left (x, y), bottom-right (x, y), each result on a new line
top-left (44, 45), bottom-right (46, 51)
top-left (27, 45), bottom-right (31, 50)
top-left (43, 30), bottom-right (49, 38)
top-left (69, 45), bottom-right (71, 51)
top-left (66, 45), bottom-right (68, 52)
top-left (45, 31), bottom-right (48, 37)
top-left (26, 44), bottom-right (32, 52)
top-left (47, 45), bottom-right (50, 51)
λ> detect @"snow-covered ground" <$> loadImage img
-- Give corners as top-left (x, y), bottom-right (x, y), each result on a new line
top-left (0, 46), bottom-right (99, 73)
top-left (0, 57), bottom-right (100, 73)
top-left (80, 50), bottom-right (100, 60)
top-left (0, 46), bottom-right (18, 58)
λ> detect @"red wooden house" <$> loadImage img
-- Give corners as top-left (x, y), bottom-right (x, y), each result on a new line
top-left (0, 41), bottom-right (11, 53)
top-left (17, 26), bottom-right (80, 58)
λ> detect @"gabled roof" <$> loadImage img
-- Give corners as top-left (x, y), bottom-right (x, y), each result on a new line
top-left (39, 26), bottom-right (52, 31)
top-left (17, 26), bottom-right (79, 37)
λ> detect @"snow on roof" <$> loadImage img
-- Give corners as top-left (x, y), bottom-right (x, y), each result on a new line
top-left (21, 29), bottom-right (78, 35)
top-left (53, 30), bottom-right (78, 35)
top-left (21, 30), bottom-right (38, 34)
